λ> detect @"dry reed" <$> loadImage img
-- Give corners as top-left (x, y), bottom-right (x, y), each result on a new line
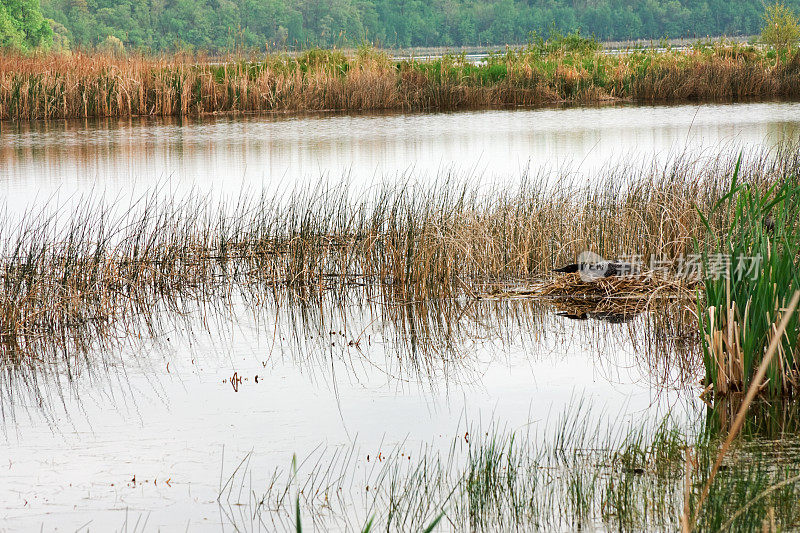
top-left (2, 42), bottom-right (800, 120)
top-left (474, 270), bottom-right (700, 329)
top-left (0, 147), bottom-right (796, 360)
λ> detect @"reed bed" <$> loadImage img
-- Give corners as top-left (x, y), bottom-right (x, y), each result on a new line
top-left (1, 147), bottom-right (797, 361)
top-left (698, 160), bottom-right (800, 397)
top-left (220, 402), bottom-right (800, 532)
top-left (3, 40), bottom-right (800, 120)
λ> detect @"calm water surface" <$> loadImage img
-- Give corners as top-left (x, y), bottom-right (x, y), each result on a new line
top-left (1, 297), bottom-right (693, 531)
top-left (1, 101), bottom-right (799, 531)
top-left (2, 101), bottom-right (800, 215)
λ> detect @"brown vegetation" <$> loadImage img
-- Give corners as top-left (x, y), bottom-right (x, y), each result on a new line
top-left (2, 43), bottom-right (800, 120)
top-left (1, 147), bottom-right (796, 360)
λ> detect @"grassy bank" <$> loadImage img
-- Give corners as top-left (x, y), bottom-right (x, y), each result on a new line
top-left (3, 37), bottom-right (800, 120)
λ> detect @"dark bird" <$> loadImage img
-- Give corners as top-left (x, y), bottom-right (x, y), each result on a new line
top-left (553, 261), bottom-right (639, 278)
top-left (556, 311), bottom-right (589, 320)
top-left (763, 213), bottom-right (775, 234)
top-left (556, 311), bottom-right (636, 324)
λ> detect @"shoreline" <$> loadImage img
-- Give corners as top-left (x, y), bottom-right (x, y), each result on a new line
top-left (2, 40), bottom-right (798, 121)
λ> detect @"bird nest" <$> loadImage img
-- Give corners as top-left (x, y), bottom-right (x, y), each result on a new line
top-left (477, 272), bottom-right (700, 316)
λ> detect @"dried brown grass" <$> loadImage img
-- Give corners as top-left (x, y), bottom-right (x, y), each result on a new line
top-left (2, 44), bottom-right (799, 120)
top-left (0, 147), bottom-right (795, 360)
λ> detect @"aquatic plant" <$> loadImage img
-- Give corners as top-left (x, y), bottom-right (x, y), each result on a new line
top-left (1, 147), bottom-right (796, 362)
top-left (697, 157), bottom-right (800, 396)
top-left (219, 402), bottom-right (800, 532)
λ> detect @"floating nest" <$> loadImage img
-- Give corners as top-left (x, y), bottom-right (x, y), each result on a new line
top-left (477, 272), bottom-right (700, 317)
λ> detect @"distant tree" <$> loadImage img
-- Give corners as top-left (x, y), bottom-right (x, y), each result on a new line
top-left (31, 0), bottom-right (800, 53)
top-left (761, 2), bottom-right (800, 50)
top-left (0, 6), bottom-right (26, 49)
top-left (49, 18), bottom-right (69, 50)
top-left (99, 33), bottom-right (124, 55)
top-left (0, 0), bottom-right (53, 50)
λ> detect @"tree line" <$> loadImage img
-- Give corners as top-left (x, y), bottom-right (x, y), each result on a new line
top-left (1, 0), bottom-right (52, 50)
top-left (4, 0), bottom-right (800, 52)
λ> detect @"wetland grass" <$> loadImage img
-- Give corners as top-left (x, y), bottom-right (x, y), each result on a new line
top-left (220, 403), bottom-right (800, 532)
top-left (3, 38), bottom-right (800, 119)
top-left (2, 147), bottom-right (798, 361)
top-left (698, 159), bottom-right (800, 397)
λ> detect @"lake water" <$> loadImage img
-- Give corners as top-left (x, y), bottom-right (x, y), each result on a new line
top-left (1, 101), bottom-right (800, 531)
top-left (2, 101), bottom-right (800, 216)
top-left (1, 296), bottom-right (695, 531)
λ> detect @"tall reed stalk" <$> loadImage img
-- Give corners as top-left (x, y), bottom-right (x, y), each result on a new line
top-left (698, 158), bottom-right (800, 396)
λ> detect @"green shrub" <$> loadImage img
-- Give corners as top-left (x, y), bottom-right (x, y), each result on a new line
top-left (761, 2), bottom-right (800, 51)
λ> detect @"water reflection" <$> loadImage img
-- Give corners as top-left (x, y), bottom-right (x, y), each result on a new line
top-left (0, 286), bottom-right (700, 428)
top-left (218, 396), bottom-right (800, 533)
top-left (707, 397), bottom-right (800, 440)
top-left (2, 102), bottom-right (800, 216)
top-left (0, 278), bottom-right (712, 531)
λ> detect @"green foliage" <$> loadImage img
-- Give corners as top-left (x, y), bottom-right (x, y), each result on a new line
top-left (35, 0), bottom-right (800, 53)
top-left (528, 28), bottom-right (601, 55)
top-left (0, 7), bottom-right (24, 50)
top-left (227, 404), bottom-right (800, 531)
top-left (296, 47), bottom-right (348, 74)
top-left (0, 0), bottom-right (53, 51)
top-left (697, 158), bottom-right (800, 397)
top-left (99, 34), bottom-right (123, 56)
top-left (761, 2), bottom-right (800, 50)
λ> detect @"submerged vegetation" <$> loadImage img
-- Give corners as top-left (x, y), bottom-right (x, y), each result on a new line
top-left (4, 37), bottom-right (800, 119)
top-left (220, 403), bottom-right (800, 532)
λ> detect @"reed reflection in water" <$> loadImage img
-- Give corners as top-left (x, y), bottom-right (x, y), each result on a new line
top-left (1, 287), bottom-right (703, 529)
